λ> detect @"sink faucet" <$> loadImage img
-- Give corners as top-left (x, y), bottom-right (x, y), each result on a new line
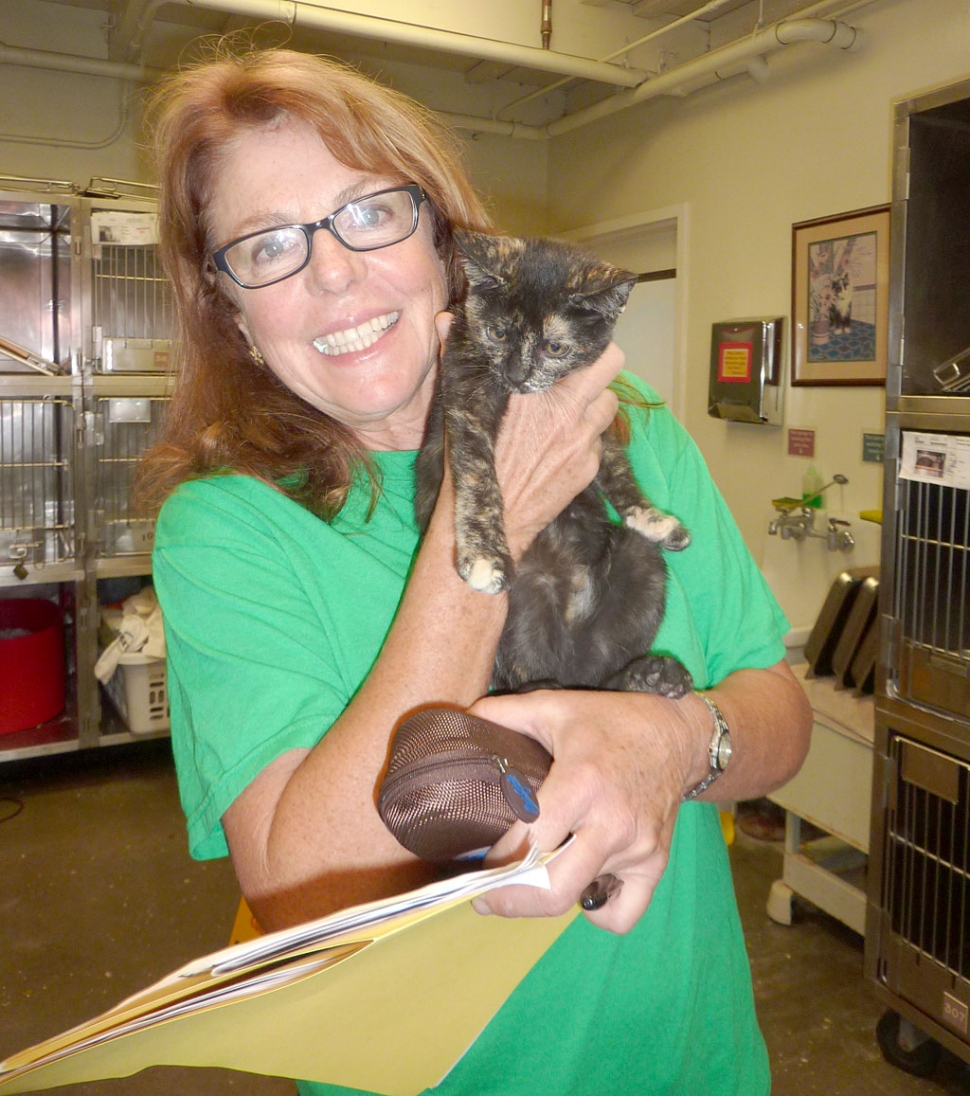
top-left (768, 505), bottom-right (817, 541)
top-left (767, 506), bottom-right (856, 551)
top-left (767, 473), bottom-right (852, 548)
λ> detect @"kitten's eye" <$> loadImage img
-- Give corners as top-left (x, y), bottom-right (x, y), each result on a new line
top-left (544, 339), bottom-right (570, 358)
top-left (487, 325), bottom-right (509, 343)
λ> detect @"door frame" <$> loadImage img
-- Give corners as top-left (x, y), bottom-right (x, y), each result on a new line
top-left (562, 203), bottom-right (689, 421)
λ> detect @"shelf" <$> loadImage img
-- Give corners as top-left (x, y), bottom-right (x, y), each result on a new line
top-left (0, 714), bottom-right (81, 762)
top-left (92, 556), bottom-right (154, 579)
top-left (0, 563), bottom-right (85, 588)
top-left (0, 374), bottom-right (77, 396)
top-left (767, 671), bottom-right (874, 935)
top-left (770, 831), bottom-right (868, 936)
top-left (90, 373), bottom-right (174, 397)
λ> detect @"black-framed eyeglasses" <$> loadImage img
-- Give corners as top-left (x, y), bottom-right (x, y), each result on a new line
top-left (211, 184), bottom-right (427, 289)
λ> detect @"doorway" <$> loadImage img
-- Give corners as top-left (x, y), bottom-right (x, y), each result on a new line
top-left (564, 205), bottom-right (686, 420)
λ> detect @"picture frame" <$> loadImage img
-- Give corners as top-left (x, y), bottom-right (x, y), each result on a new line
top-left (790, 204), bottom-right (891, 386)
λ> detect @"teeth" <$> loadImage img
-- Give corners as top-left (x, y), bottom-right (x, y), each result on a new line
top-left (313, 312), bottom-right (399, 356)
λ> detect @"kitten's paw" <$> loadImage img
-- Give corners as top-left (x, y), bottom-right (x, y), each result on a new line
top-left (460, 556), bottom-right (509, 594)
top-left (625, 507), bottom-right (691, 551)
top-left (612, 655), bottom-right (693, 699)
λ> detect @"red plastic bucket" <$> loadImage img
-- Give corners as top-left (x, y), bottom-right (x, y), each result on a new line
top-left (0, 598), bottom-right (65, 735)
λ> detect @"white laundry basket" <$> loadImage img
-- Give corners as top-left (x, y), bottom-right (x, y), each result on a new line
top-left (102, 651), bottom-right (170, 735)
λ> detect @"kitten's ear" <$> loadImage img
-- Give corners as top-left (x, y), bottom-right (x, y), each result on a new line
top-left (571, 267), bottom-right (638, 320)
top-left (454, 230), bottom-right (517, 291)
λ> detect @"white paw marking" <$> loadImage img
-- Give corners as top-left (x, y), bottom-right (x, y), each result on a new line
top-left (466, 558), bottom-right (506, 594)
top-left (625, 508), bottom-right (681, 542)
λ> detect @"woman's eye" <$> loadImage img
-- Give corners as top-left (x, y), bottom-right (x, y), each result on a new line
top-left (487, 325), bottom-right (508, 343)
top-left (545, 339), bottom-right (569, 357)
top-left (250, 230), bottom-right (302, 267)
top-left (348, 201), bottom-right (390, 230)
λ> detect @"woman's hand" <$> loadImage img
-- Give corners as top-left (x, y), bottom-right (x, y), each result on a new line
top-left (465, 662), bottom-right (812, 935)
top-left (494, 343), bottom-right (624, 560)
top-left (466, 687), bottom-right (699, 934)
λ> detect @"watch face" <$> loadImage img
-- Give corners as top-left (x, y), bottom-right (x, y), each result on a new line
top-left (716, 733), bottom-right (733, 770)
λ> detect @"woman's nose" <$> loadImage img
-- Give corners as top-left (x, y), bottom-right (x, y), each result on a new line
top-left (304, 229), bottom-right (366, 294)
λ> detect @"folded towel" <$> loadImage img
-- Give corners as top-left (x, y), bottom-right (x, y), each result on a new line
top-left (94, 588), bottom-right (165, 684)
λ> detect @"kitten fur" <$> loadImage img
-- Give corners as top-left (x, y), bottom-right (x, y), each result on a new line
top-left (415, 230), bottom-right (692, 696)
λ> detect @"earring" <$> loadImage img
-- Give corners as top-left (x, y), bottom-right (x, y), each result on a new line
top-left (249, 344), bottom-right (265, 367)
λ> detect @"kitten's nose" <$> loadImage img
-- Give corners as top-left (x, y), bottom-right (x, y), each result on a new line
top-left (506, 353), bottom-right (529, 386)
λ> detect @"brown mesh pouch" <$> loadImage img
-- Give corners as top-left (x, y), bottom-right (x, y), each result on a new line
top-left (377, 708), bottom-right (552, 862)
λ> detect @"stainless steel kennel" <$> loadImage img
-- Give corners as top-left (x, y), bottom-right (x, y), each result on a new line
top-left (866, 78), bottom-right (970, 1077)
top-left (0, 180), bottom-right (172, 760)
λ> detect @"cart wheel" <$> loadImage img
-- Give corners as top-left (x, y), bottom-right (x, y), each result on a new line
top-left (876, 1009), bottom-right (943, 1078)
top-left (766, 879), bottom-right (794, 926)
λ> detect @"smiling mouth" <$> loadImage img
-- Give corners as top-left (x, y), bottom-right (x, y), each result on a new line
top-left (312, 312), bottom-right (400, 356)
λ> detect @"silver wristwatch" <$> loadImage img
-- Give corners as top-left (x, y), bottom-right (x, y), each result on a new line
top-left (683, 695), bottom-right (732, 801)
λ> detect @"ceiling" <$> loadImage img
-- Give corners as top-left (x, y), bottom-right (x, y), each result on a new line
top-left (14, 0), bottom-right (871, 133)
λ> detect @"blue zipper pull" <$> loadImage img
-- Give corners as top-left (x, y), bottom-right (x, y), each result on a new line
top-left (493, 756), bottom-right (541, 823)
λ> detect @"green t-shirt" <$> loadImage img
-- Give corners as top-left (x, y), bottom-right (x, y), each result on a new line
top-left (153, 378), bottom-right (788, 1095)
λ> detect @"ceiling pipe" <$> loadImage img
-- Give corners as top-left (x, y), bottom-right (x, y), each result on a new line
top-left (0, 39), bottom-right (161, 83)
top-left (542, 18), bottom-right (862, 137)
top-left (437, 111), bottom-right (546, 141)
top-left (437, 16), bottom-right (860, 139)
top-left (497, 0), bottom-right (740, 124)
top-left (0, 12), bottom-right (863, 146)
top-left (110, 0), bottom-right (648, 88)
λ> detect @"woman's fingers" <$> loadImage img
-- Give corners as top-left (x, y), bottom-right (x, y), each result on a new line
top-left (467, 688), bottom-right (692, 933)
top-left (492, 343), bottom-right (627, 556)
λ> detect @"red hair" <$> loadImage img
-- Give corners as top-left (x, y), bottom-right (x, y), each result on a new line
top-left (136, 47), bottom-right (489, 517)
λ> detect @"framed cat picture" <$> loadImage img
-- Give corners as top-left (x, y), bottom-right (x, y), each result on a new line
top-left (790, 204), bottom-right (891, 386)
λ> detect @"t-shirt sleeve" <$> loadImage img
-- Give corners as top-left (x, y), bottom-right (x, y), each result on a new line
top-left (152, 479), bottom-right (355, 860)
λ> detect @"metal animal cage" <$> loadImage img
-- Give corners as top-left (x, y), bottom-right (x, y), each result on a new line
top-left (0, 185), bottom-right (173, 759)
top-left (890, 464), bottom-right (970, 721)
top-left (874, 735), bottom-right (970, 1040)
top-left (90, 211), bottom-right (173, 373)
top-left (0, 397), bottom-right (75, 570)
top-left (867, 76), bottom-right (970, 1078)
top-left (0, 199), bottom-right (72, 376)
top-left (93, 396), bottom-right (169, 556)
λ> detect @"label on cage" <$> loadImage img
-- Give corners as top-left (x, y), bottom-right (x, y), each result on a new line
top-left (899, 431), bottom-right (970, 490)
top-left (105, 398), bottom-right (152, 424)
top-left (91, 211), bottom-right (159, 246)
top-left (942, 992), bottom-right (968, 1035)
top-left (103, 339), bottom-right (171, 373)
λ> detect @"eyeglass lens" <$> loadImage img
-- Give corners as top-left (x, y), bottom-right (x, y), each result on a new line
top-left (221, 187), bottom-right (420, 287)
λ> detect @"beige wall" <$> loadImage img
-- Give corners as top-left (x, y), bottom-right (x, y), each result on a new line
top-left (546, 0), bottom-right (970, 558)
top-left (0, 1), bottom-right (150, 183)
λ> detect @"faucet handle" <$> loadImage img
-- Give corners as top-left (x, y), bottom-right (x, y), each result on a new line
top-left (825, 517), bottom-right (855, 551)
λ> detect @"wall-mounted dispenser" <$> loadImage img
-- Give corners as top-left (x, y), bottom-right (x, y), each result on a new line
top-left (708, 317), bottom-right (784, 425)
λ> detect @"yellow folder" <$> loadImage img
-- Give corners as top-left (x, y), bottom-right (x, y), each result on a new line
top-left (0, 850), bottom-right (577, 1096)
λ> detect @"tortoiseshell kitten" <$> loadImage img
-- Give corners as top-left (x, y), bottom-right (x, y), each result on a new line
top-left (415, 231), bottom-right (692, 698)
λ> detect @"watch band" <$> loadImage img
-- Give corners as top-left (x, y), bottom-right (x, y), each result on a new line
top-left (682, 695), bottom-right (732, 801)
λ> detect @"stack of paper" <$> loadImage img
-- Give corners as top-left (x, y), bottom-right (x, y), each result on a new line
top-left (0, 848), bottom-right (576, 1096)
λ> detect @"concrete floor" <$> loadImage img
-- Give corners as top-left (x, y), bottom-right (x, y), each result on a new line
top-left (0, 739), bottom-right (968, 1096)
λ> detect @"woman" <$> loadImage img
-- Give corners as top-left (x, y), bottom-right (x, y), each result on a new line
top-left (141, 47), bottom-right (812, 1095)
